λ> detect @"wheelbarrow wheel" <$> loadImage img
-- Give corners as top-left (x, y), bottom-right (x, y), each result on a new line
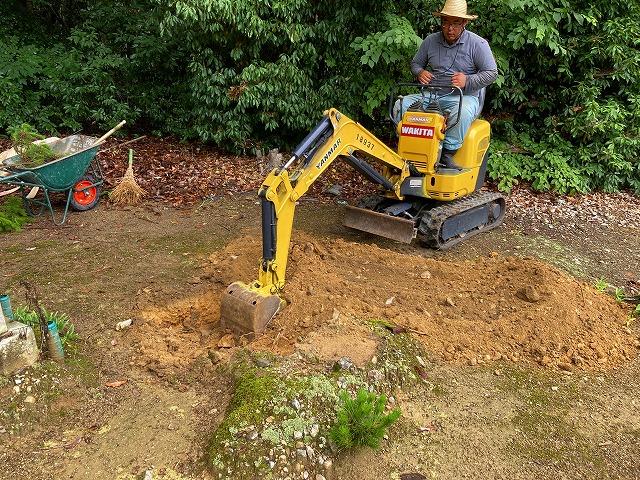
top-left (70, 174), bottom-right (101, 211)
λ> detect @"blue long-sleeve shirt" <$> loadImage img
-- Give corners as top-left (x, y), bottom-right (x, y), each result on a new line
top-left (410, 29), bottom-right (498, 97)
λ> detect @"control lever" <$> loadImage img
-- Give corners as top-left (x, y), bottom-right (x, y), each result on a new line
top-left (442, 109), bottom-right (451, 133)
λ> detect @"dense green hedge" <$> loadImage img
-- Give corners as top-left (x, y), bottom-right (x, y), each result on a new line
top-left (1, 0), bottom-right (638, 193)
top-left (0, 0), bottom-right (191, 134)
top-left (474, 0), bottom-right (640, 194)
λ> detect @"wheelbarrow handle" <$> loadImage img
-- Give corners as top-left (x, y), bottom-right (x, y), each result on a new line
top-left (92, 120), bottom-right (126, 146)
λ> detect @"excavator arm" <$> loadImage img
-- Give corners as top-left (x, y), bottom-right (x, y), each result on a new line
top-left (257, 108), bottom-right (410, 291)
top-left (220, 108), bottom-right (413, 338)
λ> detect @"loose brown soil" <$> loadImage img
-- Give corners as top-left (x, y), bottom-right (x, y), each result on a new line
top-left (1, 138), bottom-right (639, 479)
top-left (136, 230), bottom-right (636, 376)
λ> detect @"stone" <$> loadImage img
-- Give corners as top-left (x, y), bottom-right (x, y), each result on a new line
top-left (333, 356), bottom-right (353, 371)
top-left (557, 362), bottom-right (574, 372)
top-left (217, 333), bottom-right (235, 348)
top-left (0, 321), bottom-right (39, 376)
top-left (326, 185), bottom-right (342, 196)
top-left (516, 285), bottom-right (542, 303)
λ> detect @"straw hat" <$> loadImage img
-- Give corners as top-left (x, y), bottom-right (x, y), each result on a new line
top-left (432, 0), bottom-right (478, 20)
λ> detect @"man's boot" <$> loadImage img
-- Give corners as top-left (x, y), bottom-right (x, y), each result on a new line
top-left (438, 148), bottom-right (463, 170)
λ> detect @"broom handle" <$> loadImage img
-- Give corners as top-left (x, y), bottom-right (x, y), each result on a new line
top-left (129, 149), bottom-right (133, 166)
top-left (92, 120), bottom-right (126, 146)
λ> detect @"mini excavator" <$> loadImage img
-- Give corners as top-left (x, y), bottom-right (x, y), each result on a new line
top-left (220, 83), bottom-right (505, 337)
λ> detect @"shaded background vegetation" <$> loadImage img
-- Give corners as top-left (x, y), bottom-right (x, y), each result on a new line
top-left (1, 0), bottom-right (638, 194)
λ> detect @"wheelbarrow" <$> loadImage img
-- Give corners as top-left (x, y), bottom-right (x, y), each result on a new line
top-left (0, 121), bottom-right (125, 225)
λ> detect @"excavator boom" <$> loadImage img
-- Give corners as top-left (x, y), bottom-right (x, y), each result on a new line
top-left (220, 108), bottom-right (412, 338)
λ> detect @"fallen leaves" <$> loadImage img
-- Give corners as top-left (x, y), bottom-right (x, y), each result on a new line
top-left (90, 136), bottom-right (382, 207)
top-left (104, 379), bottom-right (127, 388)
top-left (418, 425), bottom-right (437, 432)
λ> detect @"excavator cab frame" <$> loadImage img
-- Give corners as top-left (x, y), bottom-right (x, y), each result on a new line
top-left (388, 82), bottom-right (463, 131)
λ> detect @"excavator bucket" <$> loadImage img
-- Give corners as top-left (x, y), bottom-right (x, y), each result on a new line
top-left (220, 281), bottom-right (282, 339)
top-left (343, 205), bottom-right (416, 244)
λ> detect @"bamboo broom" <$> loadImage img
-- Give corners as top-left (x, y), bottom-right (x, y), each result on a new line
top-left (110, 148), bottom-right (147, 205)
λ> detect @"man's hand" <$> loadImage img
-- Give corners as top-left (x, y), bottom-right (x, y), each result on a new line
top-left (417, 70), bottom-right (434, 84)
top-left (451, 72), bottom-right (467, 88)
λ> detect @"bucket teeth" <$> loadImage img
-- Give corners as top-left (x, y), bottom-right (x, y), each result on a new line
top-left (220, 282), bottom-right (282, 340)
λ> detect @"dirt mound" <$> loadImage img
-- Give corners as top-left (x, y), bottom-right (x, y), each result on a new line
top-left (131, 230), bottom-right (639, 375)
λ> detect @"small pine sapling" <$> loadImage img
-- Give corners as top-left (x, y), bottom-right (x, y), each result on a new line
top-left (329, 387), bottom-right (401, 451)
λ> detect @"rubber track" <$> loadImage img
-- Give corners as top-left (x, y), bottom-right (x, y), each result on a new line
top-left (417, 190), bottom-right (506, 250)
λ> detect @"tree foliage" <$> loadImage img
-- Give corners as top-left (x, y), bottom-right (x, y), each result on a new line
top-left (0, 0), bottom-right (638, 193)
top-left (157, 0), bottom-right (388, 151)
top-left (471, 0), bottom-right (640, 193)
top-left (0, 0), bottom-right (190, 135)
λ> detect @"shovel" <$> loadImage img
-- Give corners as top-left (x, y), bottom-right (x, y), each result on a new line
top-left (92, 120), bottom-right (126, 147)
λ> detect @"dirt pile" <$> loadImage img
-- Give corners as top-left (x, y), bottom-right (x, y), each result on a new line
top-left (131, 230), bottom-right (639, 375)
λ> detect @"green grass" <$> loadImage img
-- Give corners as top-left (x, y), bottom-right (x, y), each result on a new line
top-left (509, 235), bottom-right (590, 279)
top-left (495, 366), bottom-right (608, 474)
top-left (1, 357), bottom-right (97, 434)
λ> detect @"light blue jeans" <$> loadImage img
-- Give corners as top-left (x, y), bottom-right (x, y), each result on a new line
top-left (397, 93), bottom-right (480, 150)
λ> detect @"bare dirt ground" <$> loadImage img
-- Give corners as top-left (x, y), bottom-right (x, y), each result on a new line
top-left (1, 139), bottom-right (639, 479)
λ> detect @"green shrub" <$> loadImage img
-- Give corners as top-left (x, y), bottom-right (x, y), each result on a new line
top-left (488, 134), bottom-right (588, 195)
top-left (13, 306), bottom-right (79, 351)
top-left (476, 0), bottom-right (640, 193)
top-left (2, 0), bottom-right (640, 194)
top-left (329, 388), bottom-right (401, 451)
top-left (0, 0), bottom-right (190, 135)
top-left (9, 123), bottom-right (60, 167)
top-left (0, 197), bottom-right (33, 233)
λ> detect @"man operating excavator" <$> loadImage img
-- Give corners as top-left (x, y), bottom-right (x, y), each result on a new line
top-left (400, 0), bottom-right (498, 170)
